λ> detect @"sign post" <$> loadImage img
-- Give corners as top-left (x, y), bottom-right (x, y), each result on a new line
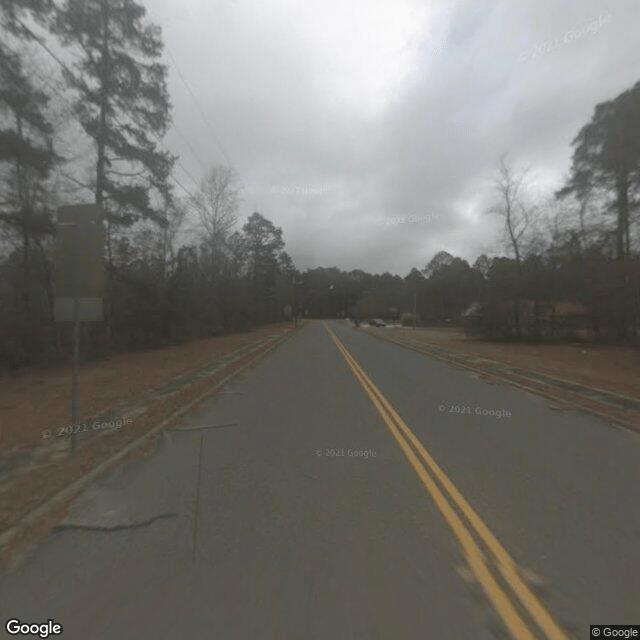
top-left (292, 278), bottom-right (303, 327)
top-left (71, 223), bottom-right (80, 454)
top-left (53, 205), bottom-right (105, 454)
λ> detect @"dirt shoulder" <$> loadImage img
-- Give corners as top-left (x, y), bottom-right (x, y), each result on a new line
top-left (1, 324), bottom-right (295, 454)
top-left (0, 323), bottom-right (298, 565)
top-left (367, 326), bottom-right (640, 401)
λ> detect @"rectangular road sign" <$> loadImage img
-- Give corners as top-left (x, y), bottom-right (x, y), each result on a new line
top-left (53, 204), bottom-right (106, 321)
top-left (54, 297), bottom-right (104, 322)
top-left (53, 205), bottom-right (107, 453)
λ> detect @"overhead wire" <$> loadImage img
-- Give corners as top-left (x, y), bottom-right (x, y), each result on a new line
top-left (145, 7), bottom-right (234, 170)
top-left (11, 16), bottom-right (201, 202)
top-left (164, 46), bottom-right (234, 169)
top-left (1, 39), bottom-right (70, 106)
top-left (172, 121), bottom-right (208, 174)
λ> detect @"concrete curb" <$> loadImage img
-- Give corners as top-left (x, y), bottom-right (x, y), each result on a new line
top-left (0, 327), bottom-right (297, 552)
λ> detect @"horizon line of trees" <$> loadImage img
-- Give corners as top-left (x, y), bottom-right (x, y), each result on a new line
top-left (0, 0), bottom-right (301, 371)
top-left (292, 68), bottom-right (640, 342)
top-left (1, 1), bottom-right (639, 372)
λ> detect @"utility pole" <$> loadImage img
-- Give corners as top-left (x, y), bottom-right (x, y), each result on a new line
top-left (413, 291), bottom-right (417, 330)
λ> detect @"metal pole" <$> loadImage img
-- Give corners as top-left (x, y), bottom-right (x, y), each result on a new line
top-left (413, 292), bottom-right (417, 330)
top-left (70, 220), bottom-right (80, 455)
top-left (291, 276), bottom-right (296, 327)
top-left (192, 432), bottom-right (205, 566)
top-left (293, 278), bottom-right (303, 327)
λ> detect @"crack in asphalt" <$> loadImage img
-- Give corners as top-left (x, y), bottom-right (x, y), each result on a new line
top-left (53, 512), bottom-right (178, 534)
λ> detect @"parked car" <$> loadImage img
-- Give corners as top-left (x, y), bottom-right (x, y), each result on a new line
top-left (369, 318), bottom-right (386, 327)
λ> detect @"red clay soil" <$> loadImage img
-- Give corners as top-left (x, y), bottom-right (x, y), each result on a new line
top-left (0, 324), bottom-right (294, 454)
top-left (0, 323), bottom-right (296, 567)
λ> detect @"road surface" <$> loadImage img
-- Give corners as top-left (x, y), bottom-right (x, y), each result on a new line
top-left (1, 320), bottom-right (638, 639)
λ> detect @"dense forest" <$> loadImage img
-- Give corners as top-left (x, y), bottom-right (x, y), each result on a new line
top-left (1, 0), bottom-right (639, 372)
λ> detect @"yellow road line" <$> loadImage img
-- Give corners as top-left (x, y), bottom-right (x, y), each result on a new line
top-left (325, 323), bottom-right (570, 640)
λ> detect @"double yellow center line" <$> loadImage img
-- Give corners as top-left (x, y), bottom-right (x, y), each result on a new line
top-left (325, 323), bottom-right (569, 640)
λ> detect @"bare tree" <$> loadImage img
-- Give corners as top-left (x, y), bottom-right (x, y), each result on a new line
top-left (159, 199), bottom-right (187, 282)
top-left (489, 155), bottom-right (536, 266)
top-left (189, 165), bottom-right (239, 246)
top-left (486, 155), bottom-right (539, 338)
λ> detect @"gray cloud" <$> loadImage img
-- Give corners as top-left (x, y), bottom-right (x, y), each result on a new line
top-left (148, 0), bottom-right (639, 276)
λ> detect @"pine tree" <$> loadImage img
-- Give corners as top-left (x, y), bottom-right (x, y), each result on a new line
top-left (53, 0), bottom-right (175, 258)
top-left (0, 0), bottom-right (58, 313)
top-left (0, 0), bottom-right (52, 38)
top-left (242, 212), bottom-right (285, 323)
top-left (557, 80), bottom-right (640, 260)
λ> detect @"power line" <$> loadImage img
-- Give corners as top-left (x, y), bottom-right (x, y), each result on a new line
top-left (163, 46), bottom-right (234, 169)
top-left (1, 40), bottom-right (70, 106)
top-left (171, 172), bottom-right (197, 200)
top-left (12, 16), bottom-right (201, 203)
top-left (144, 8), bottom-right (233, 169)
top-left (175, 158), bottom-right (200, 191)
top-left (12, 20), bottom-right (90, 96)
top-left (172, 121), bottom-right (208, 173)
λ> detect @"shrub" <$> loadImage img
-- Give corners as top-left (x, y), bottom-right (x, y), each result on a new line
top-left (0, 321), bottom-right (48, 370)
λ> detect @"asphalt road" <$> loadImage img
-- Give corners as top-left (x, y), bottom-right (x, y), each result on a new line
top-left (1, 320), bottom-right (638, 639)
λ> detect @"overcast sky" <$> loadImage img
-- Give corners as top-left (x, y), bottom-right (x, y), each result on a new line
top-left (143, 0), bottom-right (638, 276)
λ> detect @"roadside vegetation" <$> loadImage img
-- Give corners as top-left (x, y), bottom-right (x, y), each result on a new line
top-left (1, 0), bottom-right (639, 381)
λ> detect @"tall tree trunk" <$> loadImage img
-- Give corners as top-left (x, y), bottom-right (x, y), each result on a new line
top-left (513, 259), bottom-right (522, 340)
top-left (15, 113), bottom-right (31, 314)
top-left (97, 0), bottom-right (112, 346)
